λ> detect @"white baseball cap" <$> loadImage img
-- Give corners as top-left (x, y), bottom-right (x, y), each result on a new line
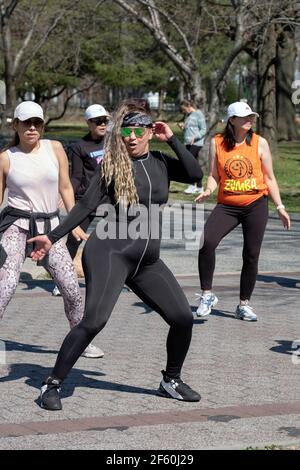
top-left (85, 104), bottom-right (109, 120)
top-left (227, 101), bottom-right (259, 119)
top-left (14, 101), bottom-right (44, 121)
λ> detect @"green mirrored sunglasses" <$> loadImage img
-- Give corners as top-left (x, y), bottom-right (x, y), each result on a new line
top-left (121, 127), bottom-right (147, 138)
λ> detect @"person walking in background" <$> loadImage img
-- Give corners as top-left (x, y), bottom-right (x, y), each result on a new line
top-left (195, 101), bottom-right (290, 321)
top-left (0, 101), bottom-right (103, 358)
top-left (52, 104), bottom-right (109, 298)
top-left (28, 101), bottom-right (202, 410)
top-left (179, 99), bottom-right (206, 195)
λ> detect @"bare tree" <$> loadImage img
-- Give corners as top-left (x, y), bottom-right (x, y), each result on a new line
top-left (44, 79), bottom-right (96, 127)
top-left (276, 25), bottom-right (299, 140)
top-left (0, 0), bottom-right (78, 126)
top-left (114, 0), bottom-right (299, 147)
top-left (248, 1), bottom-right (299, 149)
top-left (114, 0), bottom-right (205, 105)
top-left (112, 2), bottom-right (259, 122)
top-left (256, 22), bottom-right (277, 151)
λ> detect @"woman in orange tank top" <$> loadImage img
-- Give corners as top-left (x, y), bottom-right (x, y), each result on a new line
top-left (195, 101), bottom-right (290, 321)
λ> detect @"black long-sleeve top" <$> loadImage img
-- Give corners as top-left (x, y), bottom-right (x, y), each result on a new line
top-left (48, 135), bottom-right (203, 244)
top-left (68, 133), bottom-right (105, 198)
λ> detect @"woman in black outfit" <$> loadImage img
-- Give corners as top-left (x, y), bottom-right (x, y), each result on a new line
top-left (29, 102), bottom-right (203, 410)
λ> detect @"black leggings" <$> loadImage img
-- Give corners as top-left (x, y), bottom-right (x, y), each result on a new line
top-left (52, 232), bottom-right (194, 381)
top-left (186, 145), bottom-right (203, 188)
top-left (198, 196), bottom-right (268, 300)
top-left (66, 214), bottom-right (95, 260)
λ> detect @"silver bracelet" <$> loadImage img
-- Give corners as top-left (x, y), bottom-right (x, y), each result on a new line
top-left (276, 204), bottom-right (285, 210)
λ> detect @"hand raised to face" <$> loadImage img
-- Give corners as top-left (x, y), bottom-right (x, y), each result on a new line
top-left (153, 121), bottom-right (174, 142)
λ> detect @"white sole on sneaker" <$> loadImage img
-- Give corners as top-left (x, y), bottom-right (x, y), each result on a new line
top-left (235, 305), bottom-right (257, 321)
top-left (196, 296), bottom-right (218, 317)
top-left (81, 351), bottom-right (104, 358)
top-left (235, 315), bottom-right (257, 322)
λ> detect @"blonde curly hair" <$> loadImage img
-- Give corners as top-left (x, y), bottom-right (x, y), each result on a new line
top-left (102, 102), bottom-right (151, 206)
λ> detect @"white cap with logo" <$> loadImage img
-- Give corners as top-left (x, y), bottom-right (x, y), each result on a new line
top-left (227, 101), bottom-right (259, 120)
top-left (85, 104), bottom-right (109, 120)
top-left (14, 101), bottom-right (44, 121)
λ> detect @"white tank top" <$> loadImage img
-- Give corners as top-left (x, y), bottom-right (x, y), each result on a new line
top-left (6, 140), bottom-right (60, 233)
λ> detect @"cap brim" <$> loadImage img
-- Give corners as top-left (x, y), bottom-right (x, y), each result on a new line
top-left (229, 112), bottom-right (259, 119)
top-left (86, 113), bottom-right (109, 120)
top-left (17, 113), bottom-right (44, 121)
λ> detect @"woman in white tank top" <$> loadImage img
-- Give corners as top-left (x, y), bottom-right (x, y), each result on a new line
top-left (0, 101), bottom-right (103, 360)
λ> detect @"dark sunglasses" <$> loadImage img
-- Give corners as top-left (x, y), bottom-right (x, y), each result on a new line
top-left (120, 127), bottom-right (148, 138)
top-left (21, 118), bottom-right (44, 127)
top-left (89, 117), bottom-right (109, 126)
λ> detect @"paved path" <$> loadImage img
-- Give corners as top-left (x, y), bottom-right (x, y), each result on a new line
top-left (0, 205), bottom-right (299, 450)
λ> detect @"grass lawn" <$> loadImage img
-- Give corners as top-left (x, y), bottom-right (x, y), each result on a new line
top-left (45, 125), bottom-right (300, 212)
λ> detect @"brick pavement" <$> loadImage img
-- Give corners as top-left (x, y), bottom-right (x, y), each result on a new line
top-left (0, 203), bottom-right (299, 449)
top-left (0, 272), bottom-right (299, 449)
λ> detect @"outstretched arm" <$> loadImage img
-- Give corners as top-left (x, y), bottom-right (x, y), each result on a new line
top-left (259, 137), bottom-right (290, 229)
top-left (195, 138), bottom-right (219, 203)
top-left (28, 170), bottom-right (105, 259)
top-left (0, 151), bottom-right (9, 206)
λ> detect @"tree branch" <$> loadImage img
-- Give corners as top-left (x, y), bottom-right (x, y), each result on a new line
top-left (0, 0), bottom-right (18, 26)
top-left (136, 0), bottom-right (196, 64)
top-left (45, 80), bottom-right (96, 127)
top-left (41, 86), bottom-right (66, 102)
top-left (15, 1), bottom-right (79, 78)
top-left (114, 0), bottom-right (192, 77)
top-left (13, 1), bottom-right (48, 74)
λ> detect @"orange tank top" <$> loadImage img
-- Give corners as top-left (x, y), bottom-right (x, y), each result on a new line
top-left (215, 133), bottom-right (268, 206)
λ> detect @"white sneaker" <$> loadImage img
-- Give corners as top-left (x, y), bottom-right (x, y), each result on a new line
top-left (184, 185), bottom-right (197, 194)
top-left (81, 343), bottom-right (104, 358)
top-left (193, 187), bottom-right (203, 194)
top-left (52, 285), bottom-right (61, 296)
top-left (196, 293), bottom-right (218, 317)
top-left (235, 304), bottom-right (257, 321)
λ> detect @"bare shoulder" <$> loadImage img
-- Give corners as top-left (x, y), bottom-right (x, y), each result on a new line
top-left (0, 150), bottom-right (10, 174)
top-left (0, 149), bottom-right (8, 159)
top-left (258, 136), bottom-right (272, 158)
top-left (49, 140), bottom-right (67, 164)
top-left (49, 140), bottom-right (65, 152)
top-left (209, 137), bottom-right (217, 155)
top-left (0, 150), bottom-right (9, 164)
top-left (258, 136), bottom-right (269, 148)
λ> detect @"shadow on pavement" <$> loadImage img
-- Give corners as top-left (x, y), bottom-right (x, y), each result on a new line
top-left (0, 363), bottom-right (156, 399)
top-left (191, 308), bottom-right (235, 321)
top-left (133, 302), bottom-right (153, 314)
top-left (18, 277), bottom-right (85, 293)
top-left (19, 275), bottom-right (53, 292)
top-left (1, 339), bottom-right (58, 355)
top-left (210, 309), bottom-right (235, 319)
top-left (269, 339), bottom-right (297, 356)
top-left (257, 274), bottom-right (300, 289)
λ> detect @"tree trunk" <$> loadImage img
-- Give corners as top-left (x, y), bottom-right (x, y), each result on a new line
top-left (0, 81), bottom-right (6, 134)
top-left (276, 26), bottom-right (298, 141)
top-left (190, 69), bottom-right (205, 107)
top-left (1, 20), bottom-right (16, 133)
top-left (178, 81), bottom-right (185, 103)
top-left (157, 89), bottom-right (165, 119)
top-left (256, 23), bottom-right (278, 154)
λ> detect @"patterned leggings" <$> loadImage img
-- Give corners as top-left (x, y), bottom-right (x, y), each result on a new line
top-left (0, 224), bottom-right (83, 327)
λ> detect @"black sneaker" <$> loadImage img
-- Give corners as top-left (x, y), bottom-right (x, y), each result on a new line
top-left (157, 370), bottom-right (201, 402)
top-left (40, 377), bottom-right (62, 411)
